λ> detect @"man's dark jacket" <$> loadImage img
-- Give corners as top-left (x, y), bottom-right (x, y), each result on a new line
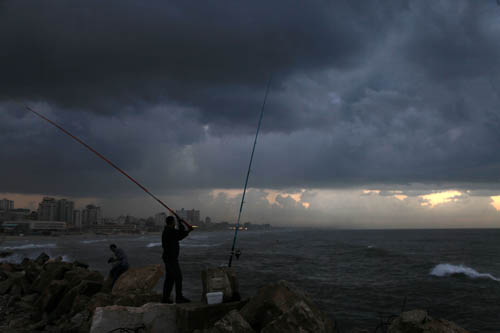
top-left (162, 222), bottom-right (189, 261)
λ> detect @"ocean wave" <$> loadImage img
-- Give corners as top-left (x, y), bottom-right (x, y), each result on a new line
top-left (81, 239), bottom-right (108, 244)
top-left (1, 243), bottom-right (57, 250)
top-left (146, 242), bottom-right (222, 248)
top-left (182, 242), bottom-right (223, 248)
top-left (430, 264), bottom-right (500, 282)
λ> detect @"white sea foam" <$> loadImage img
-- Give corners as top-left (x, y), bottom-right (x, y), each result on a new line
top-left (146, 242), bottom-right (161, 248)
top-left (1, 243), bottom-right (57, 250)
top-left (81, 239), bottom-right (108, 244)
top-left (430, 263), bottom-right (500, 282)
top-left (62, 255), bottom-right (73, 262)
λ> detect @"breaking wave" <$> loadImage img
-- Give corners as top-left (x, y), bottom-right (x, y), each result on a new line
top-left (1, 243), bottom-right (57, 250)
top-left (81, 239), bottom-right (108, 244)
top-left (430, 264), bottom-right (500, 282)
top-left (146, 242), bottom-right (161, 248)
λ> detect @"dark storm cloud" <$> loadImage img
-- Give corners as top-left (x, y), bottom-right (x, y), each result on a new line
top-left (0, 0), bottom-right (408, 131)
top-left (2, 0), bottom-right (500, 199)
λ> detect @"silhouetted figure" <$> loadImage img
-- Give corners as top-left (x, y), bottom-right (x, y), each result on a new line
top-left (108, 244), bottom-right (129, 288)
top-left (162, 215), bottom-right (193, 303)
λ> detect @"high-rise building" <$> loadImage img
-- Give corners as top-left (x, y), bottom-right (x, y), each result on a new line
top-left (73, 210), bottom-right (82, 228)
top-left (82, 204), bottom-right (102, 226)
top-left (57, 199), bottom-right (74, 225)
top-left (37, 197), bottom-right (75, 224)
top-left (0, 199), bottom-right (14, 211)
top-left (205, 216), bottom-right (212, 224)
top-left (38, 197), bottom-right (58, 221)
top-left (175, 208), bottom-right (200, 225)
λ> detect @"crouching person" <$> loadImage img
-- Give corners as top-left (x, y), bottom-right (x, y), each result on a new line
top-left (108, 243), bottom-right (129, 288)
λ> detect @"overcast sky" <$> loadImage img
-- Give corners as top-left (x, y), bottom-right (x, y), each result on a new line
top-left (2, 0), bottom-right (500, 228)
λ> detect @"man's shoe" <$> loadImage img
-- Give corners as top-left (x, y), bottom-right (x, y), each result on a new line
top-left (176, 296), bottom-right (191, 304)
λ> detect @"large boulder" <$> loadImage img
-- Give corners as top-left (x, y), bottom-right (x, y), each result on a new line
top-left (240, 280), bottom-right (336, 333)
top-left (112, 264), bottom-right (164, 295)
top-left (388, 310), bottom-right (469, 333)
top-left (90, 303), bottom-right (177, 333)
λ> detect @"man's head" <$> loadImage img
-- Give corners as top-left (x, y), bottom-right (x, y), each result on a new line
top-left (166, 216), bottom-right (175, 228)
top-left (110, 244), bottom-right (117, 252)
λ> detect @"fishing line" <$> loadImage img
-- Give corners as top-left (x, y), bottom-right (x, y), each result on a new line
top-left (25, 105), bottom-right (193, 229)
top-left (228, 75), bottom-right (272, 267)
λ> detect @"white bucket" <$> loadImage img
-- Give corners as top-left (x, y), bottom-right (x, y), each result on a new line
top-left (206, 291), bottom-right (223, 305)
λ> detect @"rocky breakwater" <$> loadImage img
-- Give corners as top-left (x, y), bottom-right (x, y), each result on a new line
top-left (0, 253), bottom-right (164, 332)
top-left (0, 255), bottom-right (471, 333)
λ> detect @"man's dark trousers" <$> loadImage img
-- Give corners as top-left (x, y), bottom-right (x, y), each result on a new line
top-left (163, 259), bottom-right (182, 302)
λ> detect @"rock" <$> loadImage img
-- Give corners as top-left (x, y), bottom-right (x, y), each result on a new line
top-left (35, 252), bottom-right (50, 266)
top-left (52, 285), bottom-right (80, 319)
top-left (176, 300), bottom-right (248, 333)
top-left (0, 251), bottom-right (13, 258)
top-left (240, 280), bottom-right (336, 333)
top-left (32, 261), bottom-right (73, 293)
top-left (0, 278), bottom-right (15, 295)
top-left (201, 267), bottom-right (240, 302)
top-left (388, 310), bottom-right (469, 333)
top-left (21, 293), bottom-right (38, 303)
top-left (114, 293), bottom-right (163, 307)
top-left (85, 293), bottom-right (116, 315)
top-left (71, 294), bottom-right (92, 316)
top-left (64, 267), bottom-right (88, 289)
top-left (211, 310), bottom-right (255, 333)
top-left (0, 263), bottom-right (15, 273)
top-left (112, 264), bottom-right (164, 295)
top-left (262, 300), bottom-right (336, 333)
top-left (36, 280), bottom-right (68, 313)
top-left (73, 261), bottom-right (89, 269)
top-left (78, 280), bottom-right (103, 297)
top-left (22, 260), bottom-right (42, 284)
top-left (90, 303), bottom-right (177, 333)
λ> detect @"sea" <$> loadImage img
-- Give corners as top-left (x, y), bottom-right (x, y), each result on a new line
top-left (1, 228), bottom-right (499, 332)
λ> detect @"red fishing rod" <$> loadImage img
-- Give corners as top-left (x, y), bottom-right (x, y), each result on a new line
top-left (25, 105), bottom-right (193, 230)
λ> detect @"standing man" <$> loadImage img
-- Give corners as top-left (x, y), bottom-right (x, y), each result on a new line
top-left (162, 215), bottom-right (193, 303)
top-left (108, 244), bottom-right (129, 288)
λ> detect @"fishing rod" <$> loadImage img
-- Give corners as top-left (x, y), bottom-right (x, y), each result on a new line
top-left (228, 75), bottom-right (272, 267)
top-left (25, 105), bottom-right (193, 230)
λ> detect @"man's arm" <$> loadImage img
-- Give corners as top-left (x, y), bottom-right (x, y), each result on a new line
top-left (177, 218), bottom-right (191, 240)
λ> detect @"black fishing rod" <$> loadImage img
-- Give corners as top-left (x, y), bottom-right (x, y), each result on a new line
top-left (228, 75), bottom-right (272, 267)
top-left (25, 105), bottom-right (193, 230)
